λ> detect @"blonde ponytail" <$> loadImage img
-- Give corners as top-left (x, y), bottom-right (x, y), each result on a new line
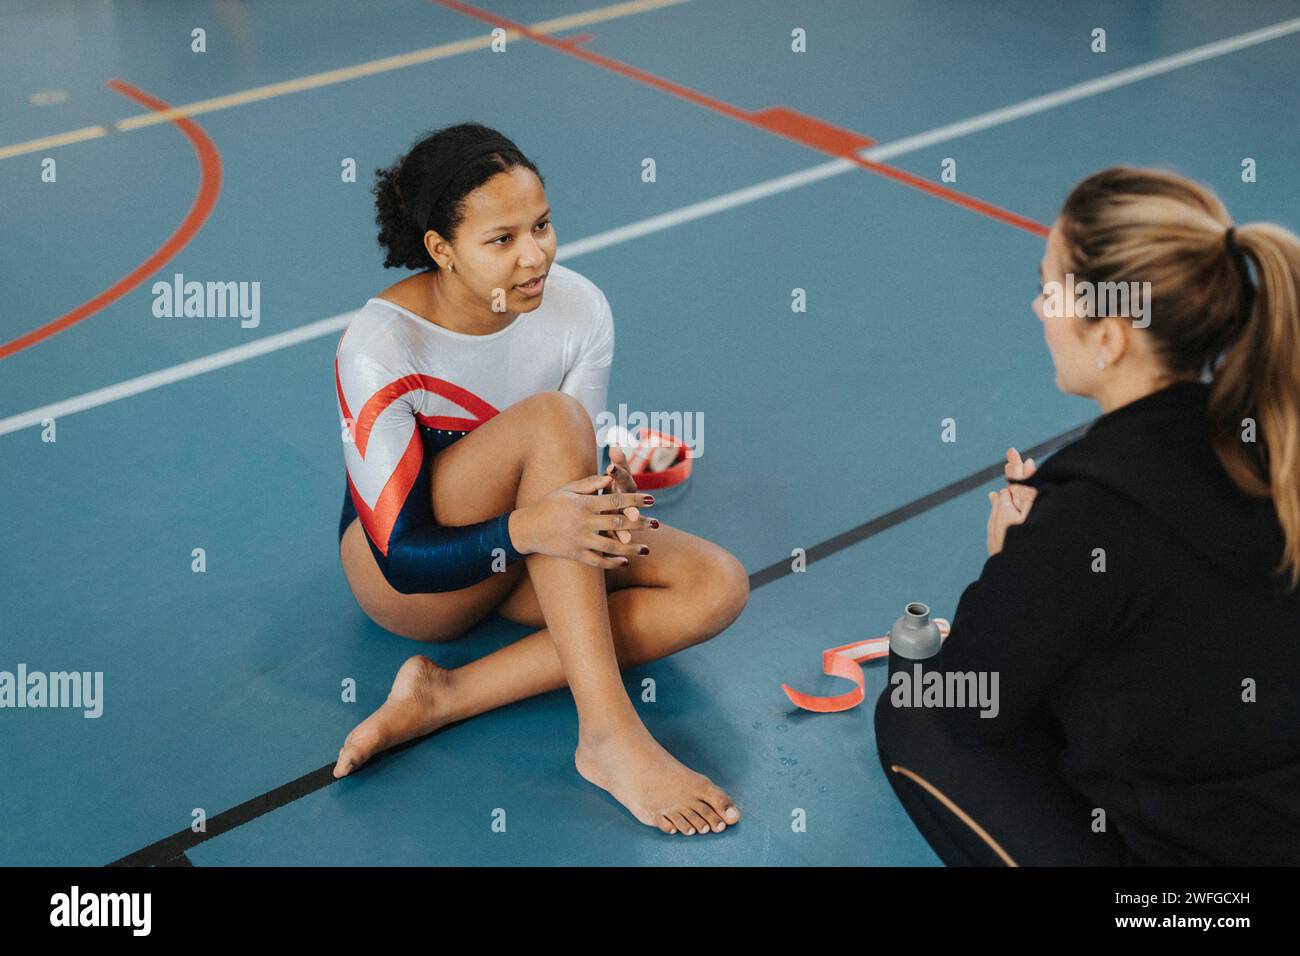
top-left (1059, 167), bottom-right (1300, 591)
top-left (1207, 223), bottom-right (1300, 590)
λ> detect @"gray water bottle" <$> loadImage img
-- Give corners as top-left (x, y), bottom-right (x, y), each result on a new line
top-left (887, 602), bottom-right (943, 680)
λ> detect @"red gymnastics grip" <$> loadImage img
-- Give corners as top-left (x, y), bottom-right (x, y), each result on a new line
top-left (623, 428), bottom-right (692, 491)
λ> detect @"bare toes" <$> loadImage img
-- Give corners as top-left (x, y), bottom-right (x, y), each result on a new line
top-left (667, 811), bottom-right (694, 835)
top-left (333, 726), bottom-right (383, 777)
top-left (694, 802), bottom-right (726, 832)
top-left (683, 808), bottom-right (711, 834)
top-left (703, 789), bottom-right (741, 823)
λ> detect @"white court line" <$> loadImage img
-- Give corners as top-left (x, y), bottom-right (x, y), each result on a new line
top-left (0, 314), bottom-right (355, 434)
top-left (3, 15), bottom-right (1299, 438)
top-left (863, 15), bottom-right (1300, 162)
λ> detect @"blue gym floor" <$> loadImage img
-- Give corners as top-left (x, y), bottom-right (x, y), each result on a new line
top-left (3, 0), bottom-right (1300, 866)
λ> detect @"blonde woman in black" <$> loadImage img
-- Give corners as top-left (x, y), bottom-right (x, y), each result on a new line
top-left (877, 166), bottom-right (1300, 865)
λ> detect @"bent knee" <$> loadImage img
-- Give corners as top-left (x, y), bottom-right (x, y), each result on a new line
top-left (692, 547), bottom-right (750, 636)
top-left (521, 391), bottom-right (597, 450)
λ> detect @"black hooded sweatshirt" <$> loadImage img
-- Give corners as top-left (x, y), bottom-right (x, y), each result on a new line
top-left (938, 380), bottom-right (1300, 865)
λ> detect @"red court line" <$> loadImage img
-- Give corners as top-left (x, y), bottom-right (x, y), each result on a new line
top-left (0, 80), bottom-right (223, 362)
top-left (849, 155), bottom-right (1048, 236)
top-left (556, 32), bottom-right (596, 49)
top-left (431, 0), bottom-right (1047, 238)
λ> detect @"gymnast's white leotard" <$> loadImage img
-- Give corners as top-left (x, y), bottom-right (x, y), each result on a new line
top-left (333, 262), bottom-right (614, 593)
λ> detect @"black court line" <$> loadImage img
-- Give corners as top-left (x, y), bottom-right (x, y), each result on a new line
top-left (748, 422), bottom-right (1091, 587)
top-left (107, 420), bottom-right (1091, 866)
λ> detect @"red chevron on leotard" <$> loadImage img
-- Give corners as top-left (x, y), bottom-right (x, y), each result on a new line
top-left (347, 429), bottom-right (424, 556)
top-left (351, 373), bottom-right (500, 456)
top-left (336, 365), bottom-right (502, 555)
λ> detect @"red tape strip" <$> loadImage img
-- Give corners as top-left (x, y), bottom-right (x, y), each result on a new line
top-left (781, 618), bottom-right (951, 712)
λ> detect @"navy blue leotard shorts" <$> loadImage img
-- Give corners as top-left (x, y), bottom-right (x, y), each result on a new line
top-left (338, 424), bottom-right (467, 542)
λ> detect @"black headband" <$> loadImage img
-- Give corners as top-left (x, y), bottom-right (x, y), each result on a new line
top-left (409, 137), bottom-right (516, 234)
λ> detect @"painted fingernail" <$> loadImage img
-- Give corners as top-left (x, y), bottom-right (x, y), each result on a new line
top-left (644, 496), bottom-right (654, 504)
top-left (639, 546), bottom-right (649, 555)
top-left (649, 519), bottom-right (660, 528)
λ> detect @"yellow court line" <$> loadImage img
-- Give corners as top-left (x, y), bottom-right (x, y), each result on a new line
top-left (0, 0), bottom-right (691, 160)
top-left (0, 124), bottom-right (112, 160)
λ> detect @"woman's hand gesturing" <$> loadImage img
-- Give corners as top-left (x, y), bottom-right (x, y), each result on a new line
top-left (1003, 447), bottom-right (1036, 483)
top-left (987, 447), bottom-right (1039, 556)
top-left (511, 473), bottom-right (656, 569)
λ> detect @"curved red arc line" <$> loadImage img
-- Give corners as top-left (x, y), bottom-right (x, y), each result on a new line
top-left (0, 79), bottom-right (222, 361)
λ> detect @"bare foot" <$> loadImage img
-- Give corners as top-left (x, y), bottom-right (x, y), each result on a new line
top-left (575, 726), bottom-right (742, 835)
top-left (333, 655), bottom-right (457, 778)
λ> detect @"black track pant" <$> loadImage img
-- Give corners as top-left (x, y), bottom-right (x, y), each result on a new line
top-left (873, 688), bottom-right (1140, 865)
